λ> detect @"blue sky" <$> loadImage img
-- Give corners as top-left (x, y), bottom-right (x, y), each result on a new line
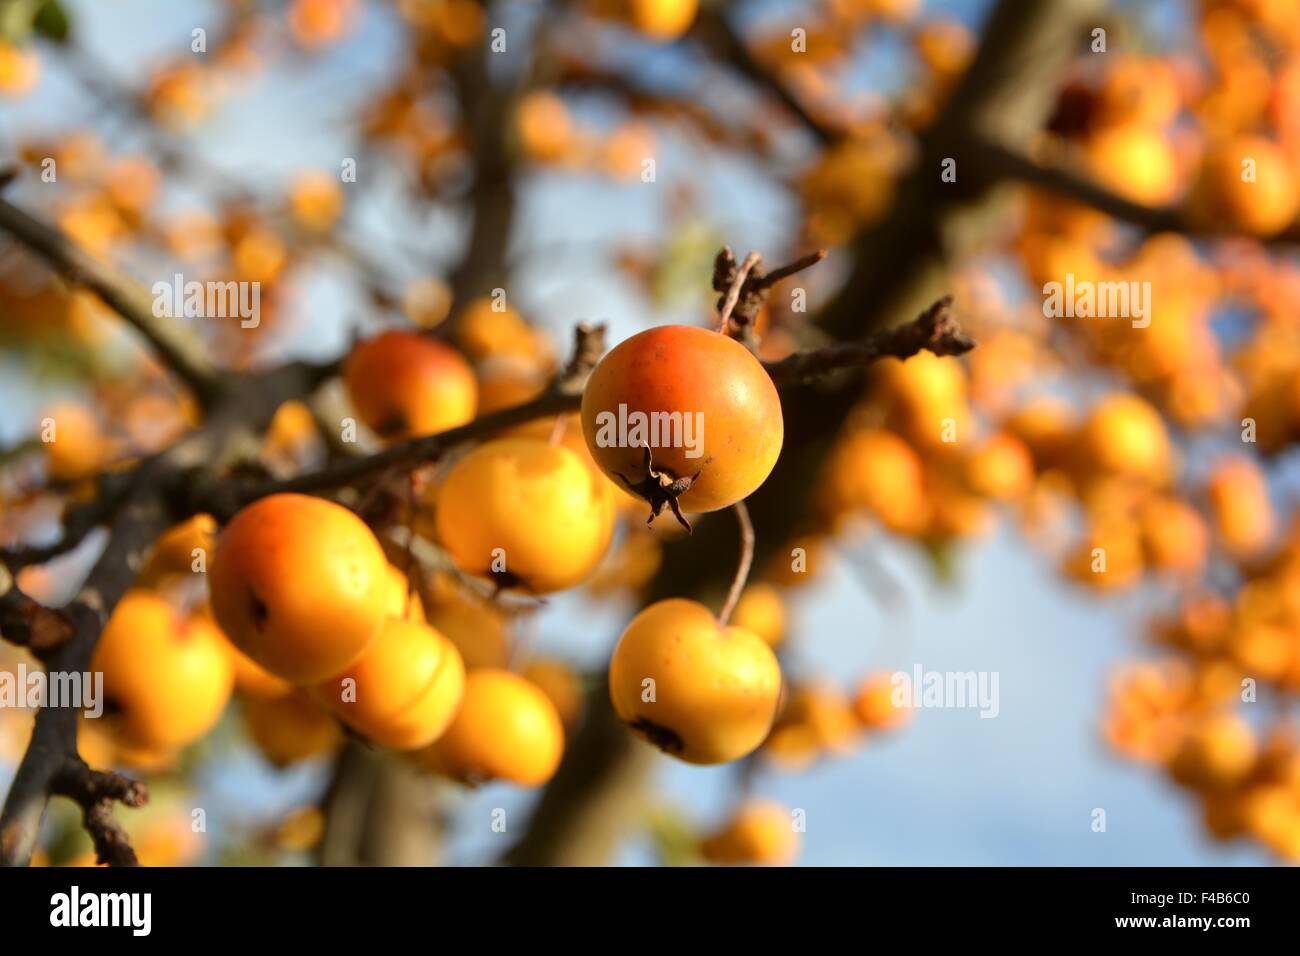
top-left (0, 0), bottom-right (1279, 865)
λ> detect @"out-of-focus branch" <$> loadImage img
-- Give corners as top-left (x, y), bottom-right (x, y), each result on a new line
top-left (0, 569), bottom-right (75, 661)
top-left (692, 6), bottom-right (837, 145)
top-left (506, 0), bottom-right (1092, 868)
top-left (764, 295), bottom-right (973, 384)
top-left (0, 479), bottom-right (168, 867)
top-left (967, 136), bottom-right (1300, 244)
top-left (446, 26), bottom-right (523, 309)
top-left (0, 189), bottom-right (224, 405)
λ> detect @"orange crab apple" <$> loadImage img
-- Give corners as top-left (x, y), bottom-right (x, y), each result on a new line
top-left (608, 598), bottom-right (782, 765)
top-left (242, 690), bottom-right (342, 768)
top-left (415, 669), bottom-right (564, 786)
top-left (92, 591), bottom-right (235, 750)
top-left (310, 618), bottom-right (464, 750)
top-left (581, 325), bottom-right (783, 521)
top-left (434, 437), bottom-right (615, 594)
top-left (208, 493), bottom-right (389, 683)
top-left (344, 329), bottom-right (477, 441)
top-left (699, 800), bottom-right (800, 866)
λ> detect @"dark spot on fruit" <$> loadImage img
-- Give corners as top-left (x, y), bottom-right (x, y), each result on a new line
top-left (628, 716), bottom-right (684, 754)
top-left (489, 569), bottom-right (523, 593)
top-left (376, 410), bottom-right (409, 438)
top-left (248, 587), bottom-right (269, 629)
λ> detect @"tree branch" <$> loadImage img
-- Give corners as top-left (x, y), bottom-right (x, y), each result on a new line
top-left (764, 295), bottom-right (973, 384)
top-left (52, 762), bottom-right (149, 867)
top-left (0, 189), bottom-right (225, 405)
top-left (0, 478), bottom-right (167, 866)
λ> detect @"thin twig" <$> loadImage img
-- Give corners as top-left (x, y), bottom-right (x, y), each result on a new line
top-left (51, 762), bottom-right (149, 867)
top-left (716, 250), bottom-right (762, 333)
top-left (717, 500), bottom-right (754, 626)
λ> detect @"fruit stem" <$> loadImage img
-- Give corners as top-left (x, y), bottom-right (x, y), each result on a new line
top-left (717, 500), bottom-right (754, 626)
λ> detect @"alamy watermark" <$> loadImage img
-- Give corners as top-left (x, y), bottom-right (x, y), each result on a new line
top-left (891, 665), bottom-right (1000, 719)
top-left (1043, 273), bottom-right (1150, 329)
top-left (152, 273), bottom-right (260, 328)
top-left (592, 404), bottom-right (704, 458)
top-left (0, 664), bottom-right (103, 717)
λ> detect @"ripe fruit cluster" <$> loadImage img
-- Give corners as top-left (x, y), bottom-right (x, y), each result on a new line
top-left (200, 492), bottom-right (571, 783)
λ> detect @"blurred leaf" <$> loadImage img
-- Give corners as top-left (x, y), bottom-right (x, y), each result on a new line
top-left (32, 0), bottom-right (69, 42)
top-left (651, 220), bottom-right (724, 309)
top-left (647, 804), bottom-right (700, 867)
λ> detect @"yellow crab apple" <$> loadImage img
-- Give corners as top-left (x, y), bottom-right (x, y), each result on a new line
top-left (609, 598), bottom-right (781, 764)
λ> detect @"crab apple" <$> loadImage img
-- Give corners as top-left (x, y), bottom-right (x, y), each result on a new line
top-left (434, 437), bottom-right (615, 594)
top-left (1076, 393), bottom-right (1171, 484)
top-left (242, 690), bottom-right (342, 768)
top-left (415, 669), bottom-right (564, 786)
top-left (422, 572), bottom-right (510, 669)
top-left (344, 329), bottom-right (477, 441)
top-left (963, 432), bottom-right (1035, 500)
top-left (92, 591), bottom-right (235, 750)
top-left (1190, 136), bottom-right (1300, 237)
top-left (209, 493), bottom-right (389, 683)
top-left (311, 618), bottom-right (465, 750)
top-left (1170, 712), bottom-right (1258, 791)
top-left (853, 673), bottom-right (912, 731)
top-left (608, 598), bottom-right (782, 765)
top-left (1084, 124), bottom-right (1180, 206)
top-left (205, 606), bottom-right (293, 700)
top-left (383, 562), bottom-right (425, 623)
top-left (731, 583), bottom-right (786, 648)
top-left (777, 683), bottom-right (859, 754)
top-left (41, 402), bottom-right (109, 482)
top-left (699, 800), bottom-right (800, 866)
top-left (624, 0), bottom-right (698, 41)
top-left (138, 513), bottom-right (217, 586)
top-left (580, 325), bottom-right (783, 517)
top-left (1207, 456), bottom-right (1275, 559)
top-left (820, 428), bottom-right (930, 533)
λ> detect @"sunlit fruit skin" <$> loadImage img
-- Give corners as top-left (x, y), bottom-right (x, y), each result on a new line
top-left (209, 493), bottom-right (389, 683)
top-left (141, 513), bottom-right (217, 581)
top-left (344, 329), bottom-right (477, 441)
top-left (310, 618), bottom-right (465, 750)
top-left (1169, 712), bottom-right (1257, 791)
top-left (580, 326), bottom-right (783, 513)
top-left (699, 800), bottom-right (800, 866)
top-left (422, 572), bottom-right (510, 669)
top-left (853, 673), bottom-right (912, 731)
top-left (608, 598), bottom-right (782, 765)
top-left (242, 690), bottom-right (341, 768)
top-left (434, 437), bottom-right (615, 594)
top-left (383, 562), bottom-right (425, 623)
top-left (1190, 136), bottom-right (1300, 237)
top-left (626, 0), bottom-right (698, 41)
top-left (1207, 456), bottom-right (1275, 559)
top-left (91, 591), bottom-right (235, 750)
top-left (415, 669), bottom-right (564, 786)
top-left (820, 428), bottom-right (929, 533)
top-left (1076, 393), bottom-right (1171, 484)
top-left (204, 606), bottom-right (294, 699)
top-left (42, 402), bottom-right (108, 482)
